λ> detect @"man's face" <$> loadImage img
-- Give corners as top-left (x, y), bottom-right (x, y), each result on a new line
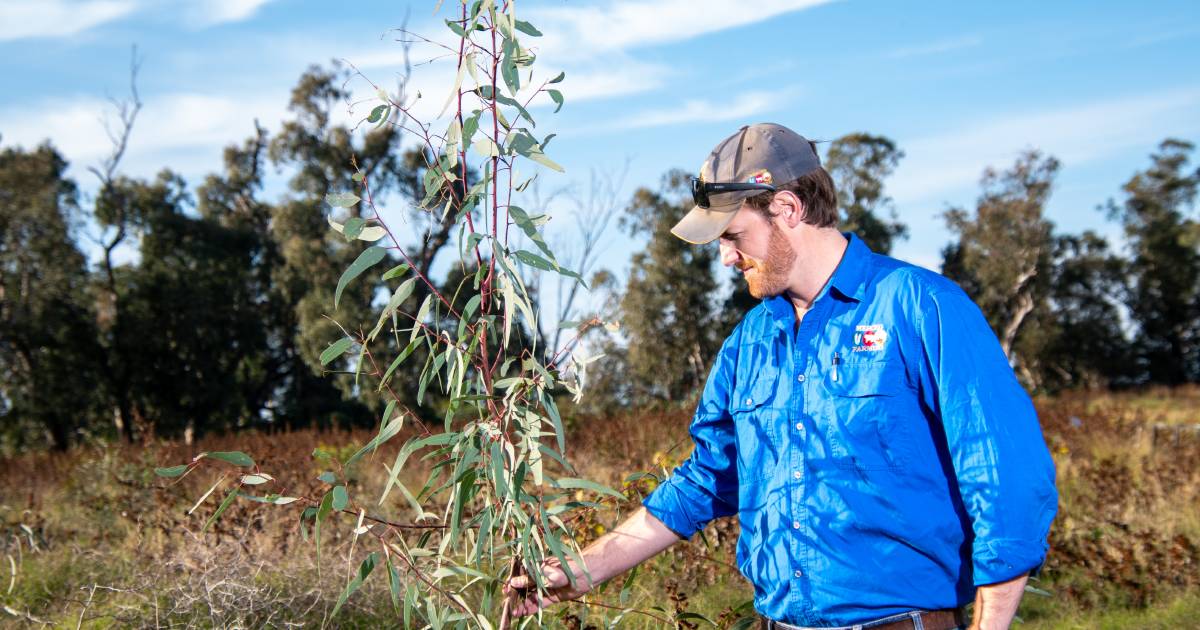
top-left (718, 206), bottom-right (796, 299)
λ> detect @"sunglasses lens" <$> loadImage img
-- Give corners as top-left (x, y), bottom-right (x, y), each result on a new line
top-left (691, 177), bottom-right (709, 208)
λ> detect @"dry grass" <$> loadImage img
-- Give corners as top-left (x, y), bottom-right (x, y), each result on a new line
top-left (1, 391), bottom-right (1198, 627)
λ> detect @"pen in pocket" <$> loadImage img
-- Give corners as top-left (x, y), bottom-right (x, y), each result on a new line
top-left (832, 352), bottom-right (840, 382)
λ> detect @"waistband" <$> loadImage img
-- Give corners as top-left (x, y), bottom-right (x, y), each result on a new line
top-left (761, 608), bottom-right (966, 630)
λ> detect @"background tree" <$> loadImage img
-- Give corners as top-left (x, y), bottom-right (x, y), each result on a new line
top-left (825, 132), bottom-right (907, 254)
top-left (115, 171), bottom-right (270, 441)
top-left (90, 58), bottom-right (144, 442)
top-left (0, 144), bottom-right (105, 450)
top-left (1107, 138), bottom-right (1200, 384)
top-left (618, 170), bottom-right (723, 404)
top-left (196, 125), bottom-right (287, 428)
top-left (1037, 232), bottom-right (1133, 389)
top-left (267, 63), bottom-right (405, 425)
top-left (943, 150), bottom-right (1059, 377)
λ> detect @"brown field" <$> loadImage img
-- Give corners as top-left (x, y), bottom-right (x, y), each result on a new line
top-left (1, 389), bottom-right (1198, 628)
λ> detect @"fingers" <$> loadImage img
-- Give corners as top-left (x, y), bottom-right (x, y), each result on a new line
top-left (511, 592), bottom-right (554, 618)
top-left (503, 563), bottom-right (569, 595)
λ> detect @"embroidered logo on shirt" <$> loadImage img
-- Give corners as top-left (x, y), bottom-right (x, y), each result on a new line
top-left (853, 324), bottom-right (888, 352)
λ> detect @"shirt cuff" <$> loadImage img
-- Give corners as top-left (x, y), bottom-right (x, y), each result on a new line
top-left (972, 537), bottom-right (1049, 586)
top-left (641, 477), bottom-right (699, 540)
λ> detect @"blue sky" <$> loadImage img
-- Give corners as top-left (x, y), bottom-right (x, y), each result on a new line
top-left (2, 0), bottom-right (1199, 280)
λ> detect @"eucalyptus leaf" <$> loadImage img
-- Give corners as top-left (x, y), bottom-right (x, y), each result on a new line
top-left (206, 451), bottom-right (255, 467)
top-left (332, 485), bottom-right (349, 511)
top-left (367, 104), bottom-right (388, 123)
top-left (513, 249), bottom-right (556, 272)
top-left (382, 263), bottom-right (410, 280)
top-left (326, 192), bottom-right (361, 208)
top-left (514, 20), bottom-right (542, 36)
top-left (342, 217), bottom-right (367, 240)
top-left (203, 488), bottom-right (239, 533)
top-left (331, 552), bottom-right (379, 618)
top-left (508, 131), bottom-right (562, 172)
top-left (154, 464), bottom-right (188, 477)
top-left (240, 473), bottom-right (273, 485)
top-left (345, 415), bottom-right (405, 468)
top-left (508, 206), bottom-right (556, 262)
top-left (444, 18), bottom-right (467, 37)
top-left (320, 337), bottom-right (355, 366)
top-left (334, 246), bottom-right (387, 309)
top-left (553, 477), bottom-right (625, 500)
top-left (327, 216), bottom-right (387, 242)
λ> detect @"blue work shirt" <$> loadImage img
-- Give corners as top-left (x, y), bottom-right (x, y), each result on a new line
top-left (643, 233), bottom-right (1057, 627)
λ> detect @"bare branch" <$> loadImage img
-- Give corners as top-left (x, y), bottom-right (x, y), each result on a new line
top-left (88, 45), bottom-right (143, 188)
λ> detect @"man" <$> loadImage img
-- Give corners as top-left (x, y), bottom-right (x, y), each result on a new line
top-left (506, 123), bottom-right (1058, 630)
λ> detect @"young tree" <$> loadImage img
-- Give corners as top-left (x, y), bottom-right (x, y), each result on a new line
top-left (1108, 139), bottom-right (1200, 384)
top-left (825, 132), bottom-right (907, 254)
top-left (158, 6), bottom-right (643, 628)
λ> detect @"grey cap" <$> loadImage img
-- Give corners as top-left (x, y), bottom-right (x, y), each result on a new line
top-left (671, 123), bottom-right (822, 244)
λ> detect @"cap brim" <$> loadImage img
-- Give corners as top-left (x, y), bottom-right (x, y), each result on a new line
top-left (670, 200), bottom-right (743, 244)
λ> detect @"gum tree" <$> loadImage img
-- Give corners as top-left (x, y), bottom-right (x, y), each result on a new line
top-left (155, 3), bottom-right (666, 628)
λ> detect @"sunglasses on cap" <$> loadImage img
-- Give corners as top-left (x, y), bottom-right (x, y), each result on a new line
top-left (690, 176), bottom-right (777, 209)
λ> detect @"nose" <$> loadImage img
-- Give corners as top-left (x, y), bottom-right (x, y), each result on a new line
top-left (719, 241), bottom-right (740, 268)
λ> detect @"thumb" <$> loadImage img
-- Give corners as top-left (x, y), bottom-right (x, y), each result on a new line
top-left (506, 574), bottom-right (531, 591)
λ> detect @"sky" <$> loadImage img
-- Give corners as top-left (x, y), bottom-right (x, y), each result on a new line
top-left (2, 0), bottom-right (1199, 283)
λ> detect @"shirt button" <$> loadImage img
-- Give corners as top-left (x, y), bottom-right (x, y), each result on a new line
top-left (794, 569), bottom-right (804, 578)
top-left (792, 520), bottom-right (801, 529)
top-left (795, 423), bottom-right (804, 432)
top-left (793, 470), bottom-right (803, 479)
top-left (796, 374), bottom-right (805, 383)
top-left (745, 397), bottom-right (753, 405)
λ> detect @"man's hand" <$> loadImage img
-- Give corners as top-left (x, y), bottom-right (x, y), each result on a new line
top-left (969, 572), bottom-right (1028, 630)
top-left (503, 557), bottom-right (593, 617)
top-left (501, 507), bottom-right (682, 618)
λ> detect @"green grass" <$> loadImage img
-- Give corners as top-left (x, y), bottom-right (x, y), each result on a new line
top-left (2, 392), bottom-right (1199, 628)
top-left (1018, 589), bottom-right (1200, 629)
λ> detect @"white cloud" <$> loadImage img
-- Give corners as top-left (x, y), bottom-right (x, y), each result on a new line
top-left (890, 87), bottom-right (1200, 208)
top-left (0, 91), bottom-right (288, 180)
top-left (529, 0), bottom-right (837, 62)
top-left (614, 90), bottom-right (783, 130)
top-left (336, 0), bottom-right (833, 115)
top-left (0, 0), bottom-right (136, 42)
top-left (187, 0), bottom-right (279, 26)
top-left (0, 0), bottom-right (283, 41)
top-left (551, 59), bottom-right (671, 104)
top-left (342, 38), bottom-right (671, 107)
top-left (886, 35), bottom-right (983, 59)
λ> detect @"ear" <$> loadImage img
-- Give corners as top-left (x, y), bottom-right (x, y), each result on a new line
top-left (772, 191), bottom-right (806, 229)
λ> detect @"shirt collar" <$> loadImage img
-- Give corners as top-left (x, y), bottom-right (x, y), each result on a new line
top-left (829, 232), bottom-right (872, 302)
top-left (762, 232), bottom-right (873, 328)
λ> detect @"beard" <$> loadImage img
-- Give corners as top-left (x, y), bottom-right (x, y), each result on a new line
top-left (741, 222), bottom-right (796, 299)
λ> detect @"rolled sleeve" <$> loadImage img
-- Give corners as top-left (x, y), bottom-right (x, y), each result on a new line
top-left (915, 288), bottom-right (1058, 586)
top-left (642, 336), bottom-right (740, 540)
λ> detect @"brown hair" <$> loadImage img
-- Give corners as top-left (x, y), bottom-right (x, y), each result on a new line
top-left (743, 166), bottom-right (838, 228)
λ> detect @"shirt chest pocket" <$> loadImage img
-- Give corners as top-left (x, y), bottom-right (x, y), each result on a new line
top-left (823, 361), bottom-right (911, 471)
top-left (730, 369), bottom-right (784, 482)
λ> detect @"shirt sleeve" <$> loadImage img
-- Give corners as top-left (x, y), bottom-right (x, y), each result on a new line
top-left (641, 334), bottom-right (741, 540)
top-left (914, 287), bottom-right (1059, 586)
